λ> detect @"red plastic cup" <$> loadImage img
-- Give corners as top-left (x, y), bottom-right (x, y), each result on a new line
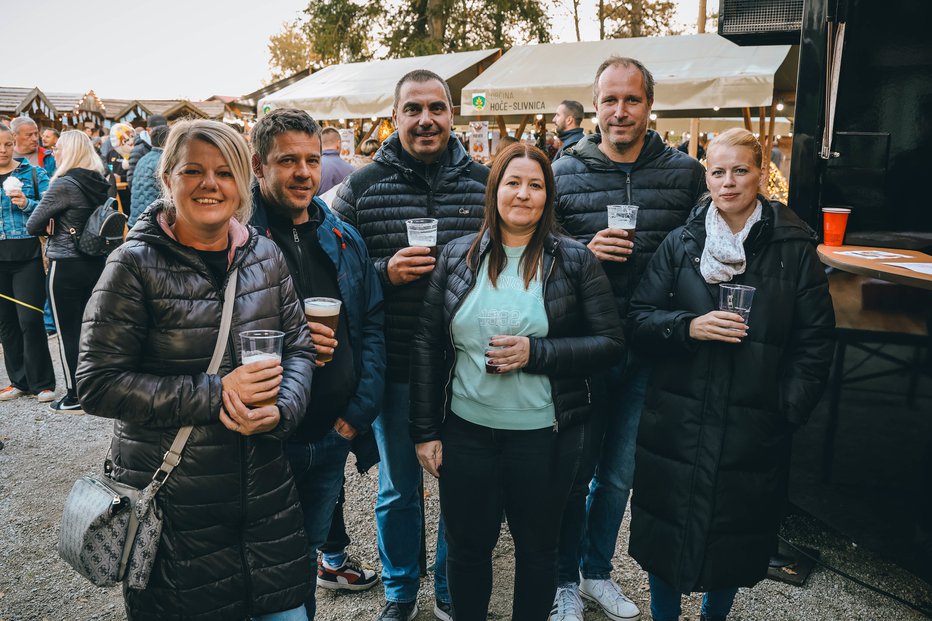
top-left (822, 207), bottom-right (851, 246)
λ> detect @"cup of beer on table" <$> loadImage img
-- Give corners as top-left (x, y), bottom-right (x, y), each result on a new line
top-left (607, 205), bottom-right (638, 242)
top-left (239, 330), bottom-right (284, 407)
top-left (406, 218), bottom-right (439, 257)
top-left (304, 297), bottom-right (342, 364)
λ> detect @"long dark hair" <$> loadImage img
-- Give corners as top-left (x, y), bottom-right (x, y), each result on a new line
top-left (467, 143), bottom-right (557, 289)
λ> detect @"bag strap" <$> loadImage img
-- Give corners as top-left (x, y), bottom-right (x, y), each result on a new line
top-left (30, 166), bottom-right (39, 199)
top-left (134, 269), bottom-right (239, 516)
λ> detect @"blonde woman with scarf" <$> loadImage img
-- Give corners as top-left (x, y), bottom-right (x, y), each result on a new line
top-left (625, 128), bottom-right (835, 621)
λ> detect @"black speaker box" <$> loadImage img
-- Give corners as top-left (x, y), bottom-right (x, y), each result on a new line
top-left (718, 0), bottom-right (804, 45)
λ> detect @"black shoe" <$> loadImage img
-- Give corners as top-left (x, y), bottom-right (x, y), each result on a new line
top-left (434, 599), bottom-right (454, 621)
top-left (49, 395), bottom-right (83, 413)
top-left (375, 601), bottom-right (418, 621)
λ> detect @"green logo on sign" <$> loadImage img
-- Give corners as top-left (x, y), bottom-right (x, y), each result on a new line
top-left (471, 93), bottom-right (487, 111)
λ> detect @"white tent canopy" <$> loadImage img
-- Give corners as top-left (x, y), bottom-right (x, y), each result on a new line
top-left (460, 34), bottom-right (791, 116)
top-left (259, 49), bottom-right (500, 121)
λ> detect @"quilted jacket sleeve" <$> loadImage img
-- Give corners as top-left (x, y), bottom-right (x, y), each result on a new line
top-left (524, 245), bottom-right (626, 376)
top-left (779, 243), bottom-right (836, 425)
top-left (627, 231), bottom-right (699, 354)
top-left (76, 250), bottom-right (225, 429)
top-left (26, 177), bottom-right (79, 235)
top-left (333, 176), bottom-right (392, 288)
top-left (408, 246), bottom-right (454, 444)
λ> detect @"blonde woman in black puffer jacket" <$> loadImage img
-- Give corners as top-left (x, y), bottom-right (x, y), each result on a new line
top-left (76, 120), bottom-right (316, 621)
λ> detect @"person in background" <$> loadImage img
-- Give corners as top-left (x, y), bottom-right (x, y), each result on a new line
top-left (26, 130), bottom-right (111, 412)
top-left (550, 56), bottom-right (706, 621)
top-left (333, 69), bottom-right (489, 621)
top-left (350, 138), bottom-right (380, 169)
top-left (0, 124), bottom-right (55, 404)
top-left (626, 128), bottom-right (834, 621)
top-left (318, 127), bottom-right (355, 196)
top-left (76, 118), bottom-right (316, 621)
top-left (128, 114), bottom-right (168, 185)
top-left (11, 117), bottom-right (55, 177)
top-left (129, 125), bottom-right (169, 227)
top-left (552, 100), bottom-right (585, 160)
top-left (410, 143), bottom-right (624, 620)
top-left (250, 108), bottom-right (385, 617)
top-left (0, 115), bottom-right (11, 128)
top-left (41, 128), bottom-right (59, 150)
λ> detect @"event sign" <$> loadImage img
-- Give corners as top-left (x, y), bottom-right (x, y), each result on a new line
top-left (469, 122), bottom-right (489, 160)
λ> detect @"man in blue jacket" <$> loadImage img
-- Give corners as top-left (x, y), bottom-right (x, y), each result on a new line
top-left (250, 108), bottom-right (386, 619)
top-left (550, 56), bottom-right (707, 621)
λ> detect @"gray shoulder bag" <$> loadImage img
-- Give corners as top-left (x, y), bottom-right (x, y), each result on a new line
top-left (58, 269), bottom-right (238, 590)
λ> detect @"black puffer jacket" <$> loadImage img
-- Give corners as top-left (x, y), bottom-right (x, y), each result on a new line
top-left (26, 168), bottom-right (112, 259)
top-left (552, 131), bottom-right (706, 318)
top-left (332, 132), bottom-right (488, 382)
top-left (626, 197), bottom-right (835, 593)
top-left (76, 203), bottom-right (316, 620)
top-left (410, 232), bottom-right (625, 442)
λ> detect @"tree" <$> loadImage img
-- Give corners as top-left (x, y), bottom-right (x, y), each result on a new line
top-left (601, 0), bottom-right (681, 39)
top-left (267, 21), bottom-right (317, 82)
top-left (303, 0), bottom-right (382, 64)
top-left (383, 0), bottom-right (551, 57)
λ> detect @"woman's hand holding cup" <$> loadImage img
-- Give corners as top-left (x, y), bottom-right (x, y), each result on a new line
top-left (221, 356), bottom-right (283, 406)
top-left (485, 335), bottom-right (531, 374)
top-left (688, 311), bottom-right (748, 344)
top-left (220, 389), bottom-right (280, 435)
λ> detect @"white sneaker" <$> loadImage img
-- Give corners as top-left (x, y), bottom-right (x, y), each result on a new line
top-left (579, 577), bottom-right (641, 621)
top-left (550, 584), bottom-right (585, 621)
top-left (0, 386), bottom-right (24, 401)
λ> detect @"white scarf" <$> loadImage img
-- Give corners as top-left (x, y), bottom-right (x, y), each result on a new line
top-left (699, 200), bottom-right (763, 284)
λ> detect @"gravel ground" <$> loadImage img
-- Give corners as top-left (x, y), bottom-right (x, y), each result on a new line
top-left (1, 341), bottom-right (930, 621)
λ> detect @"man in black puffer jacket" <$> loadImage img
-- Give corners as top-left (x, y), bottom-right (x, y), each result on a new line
top-left (550, 56), bottom-right (706, 621)
top-left (333, 69), bottom-right (487, 621)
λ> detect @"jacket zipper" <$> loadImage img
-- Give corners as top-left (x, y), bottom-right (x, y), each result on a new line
top-left (292, 227), bottom-right (311, 296)
top-left (539, 247), bottom-right (559, 432)
top-left (626, 173), bottom-right (632, 204)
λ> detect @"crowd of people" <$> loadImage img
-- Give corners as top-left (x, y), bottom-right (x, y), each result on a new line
top-left (0, 54), bottom-right (836, 621)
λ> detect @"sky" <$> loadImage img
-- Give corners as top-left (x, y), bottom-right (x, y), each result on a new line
top-left (6, 0), bottom-right (701, 101)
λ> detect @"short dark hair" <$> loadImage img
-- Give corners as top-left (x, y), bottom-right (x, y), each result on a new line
top-left (393, 70), bottom-right (453, 110)
top-left (251, 108), bottom-right (322, 163)
top-left (320, 127), bottom-right (341, 145)
top-left (592, 56), bottom-right (655, 103)
top-left (560, 100), bottom-right (584, 126)
top-left (150, 125), bottom-right (170, 148)
top-left (147, 114), bottom-right (168, 129)
top-left (42, 127), bottom-right (61, 138)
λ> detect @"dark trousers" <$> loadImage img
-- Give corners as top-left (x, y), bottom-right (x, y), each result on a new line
top-left (47, 258), bottom-right (105, 399)
top-left (0, 258), bottom-right (55, 392)
top-left (320, 480), bottom-right (351, 553)
top-left (440, 414), bottom-right (584, 621)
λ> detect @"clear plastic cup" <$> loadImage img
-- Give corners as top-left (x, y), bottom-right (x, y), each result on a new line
top-left (718, 284), bottom-right (755, 324)
top-left (239, 330), bottom-right (284, 407)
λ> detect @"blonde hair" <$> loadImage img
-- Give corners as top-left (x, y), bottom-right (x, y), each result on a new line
top-left (158, 119), bottom-right (253, 223)
top-left (52, 130), bottom-right (105, 179)
top-left (707, 128), bottom-right (763, 168)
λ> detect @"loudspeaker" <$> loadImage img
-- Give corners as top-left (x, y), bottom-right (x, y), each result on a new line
top-left (718, 0), bottom-right (804, 46)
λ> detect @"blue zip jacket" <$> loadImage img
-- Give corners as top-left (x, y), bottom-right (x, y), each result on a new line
top-left (251, 192), bottom-right (386, 436)
top-left (1, 158), bottom-right (49, 240)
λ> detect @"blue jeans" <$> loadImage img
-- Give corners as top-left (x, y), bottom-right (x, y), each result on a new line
top-left (557, 360), bottom-right (651, 583)
top-left (252, 604), bottom-right (309, 621)
top-left (648, 574), bottom-right (738, 621)
top-left (287, 429), bottom-right (352, 619)
top-left (373, 381), bottom-right (449, 604)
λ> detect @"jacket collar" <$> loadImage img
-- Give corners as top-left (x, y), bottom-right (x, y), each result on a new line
top-left (474, 228), bottom-right (561, 259)
top-left (374, 131), bottom-right (473, 183)
top-left (565, 129), bottom-right (667, 172)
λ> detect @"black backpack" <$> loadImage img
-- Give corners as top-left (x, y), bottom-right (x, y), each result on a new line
top-left (61, 176), bottom-right (128, 256)
top-left (71, 197), bottom-right (127, 256)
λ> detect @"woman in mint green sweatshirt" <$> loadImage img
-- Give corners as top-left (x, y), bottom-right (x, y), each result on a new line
top-left (410, 143), bottom-right (625, 621)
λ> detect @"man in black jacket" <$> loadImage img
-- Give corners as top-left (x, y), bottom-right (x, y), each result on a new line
top-left (333, 70), bottom-right (488, 621)
top-left (552, 99), bottom-right (586, 160)
top-left (127, 114), bottom-right (167, 185)
top-left (550, 56), bottom-right (706, 621)
top-left (250, 109), bottom-right (386, 619)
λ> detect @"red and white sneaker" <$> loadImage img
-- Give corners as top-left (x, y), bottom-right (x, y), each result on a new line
top-left (317, 555), bottom-right (379, 591)
top-left (0, 386), bottom-right (25, 401)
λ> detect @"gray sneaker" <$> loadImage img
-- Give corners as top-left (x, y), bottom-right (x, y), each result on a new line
top-left (375, 601), bottom-right (419, 621)
top-left (550, 584), bottom-right (585, 621)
